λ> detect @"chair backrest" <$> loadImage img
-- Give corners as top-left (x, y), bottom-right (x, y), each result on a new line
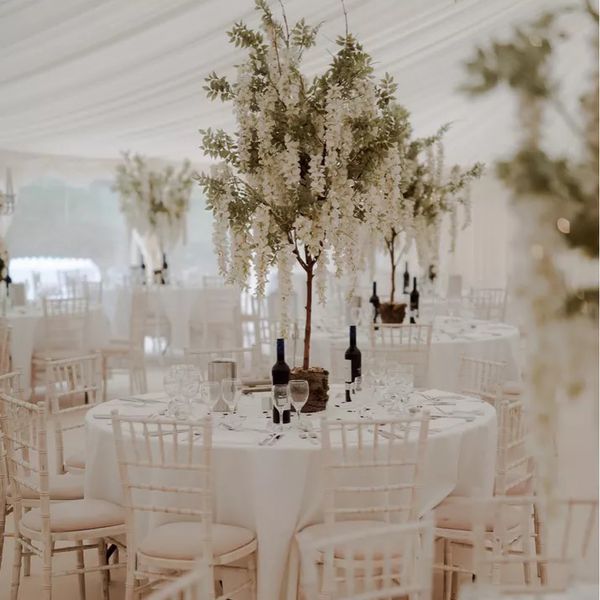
top-left (320, 413), bottom-right (430, 524)
top-left (46, 353), bottom-right (103, 473)
top-left (65, 277), bottom-right (103, 305)
top-left (0, 318), bottom-right (10, 374)
top-left (369, 324), bottom-right (432, 387)
top-left (494, 397), bottom-right (535, 496)
top-left (458, 356), bottom-right (507, 404)
top-left (1, 392), bottom-right (50, 530)
top-left (469, 288), bottom-right (507, 321)
top-left (0, 370), bottom-right (23, 397)
top-left (40, 296), bottom-right (90, 352)
top-left (184, 347), bottom-right (259, 381)
top-left (301, 517), bottom-right (434, 600)
top-left (111, 413), bottom-right (213, 562)
top-left (146, 563), bottom-right (215, 600)
top-left (470, 496), bottom-right (599, 595)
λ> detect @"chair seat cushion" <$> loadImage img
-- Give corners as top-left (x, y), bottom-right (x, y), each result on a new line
top-left (296, 520), bottom-right (392, 559)
top-left (10, 473), bottom-right (84, 501)
top-left (65, 450), bottom-right (86, 472)
top-left (502, 381), bottom-right (523, 396)
top-left (139, 522), bottom-right (255, 561)
top-left (32, 349), bottom-right (84, 362)
top-left (21, 499), bottom-right (125, 533)
top-left (435, 499), bottom-right (521, 531)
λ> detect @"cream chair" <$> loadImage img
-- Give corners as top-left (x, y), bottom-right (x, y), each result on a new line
top-left (300, 518), bottom-right (434, 600)
top-left (434, 397), bottom-right (536, 599)
top-left (289, 412), bottom-right (431, 596)
top-left (4, 394), bottom-right (126, 600)
top-left (0, 318), bottom-right (11, 374)
top-left (31, 296), bottom-right (90, 395)
top-left (101, 288), bottom-right (148, 399)
top-left (111, 413), bottom-right (257, 600)
top-left (466, 496), bottom-right (598, 597)
top-left (458, 355), bottom-right (507, 405)
top-left (469, 288), bottom-right (507, 321)
top-left (46, 353), bottom-right (104, 474)
top-left (369, 323), bottom-right (432, 387)
top-left (146, 563), bottom-right (215, 600)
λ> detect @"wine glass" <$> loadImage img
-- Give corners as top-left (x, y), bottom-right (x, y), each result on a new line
top-left (163, 365), bottom-right (190, 418)
top-left (180, 364), bottom-right (203, 417)
top-left (221, 378), bottom-right (242, 420)
top-left (201, 381), bottom-right (222, 413)
top-left (272, 384), bottom-right (290, 433)
top-left (289, 380), bottom-right (309, 429)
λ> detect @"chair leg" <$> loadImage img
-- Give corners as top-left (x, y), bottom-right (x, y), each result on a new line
top-left (23, 537), bottom-right (31, 577)
top-left (248, 553), bottom-right (257, 600)
top-left (98, 539), bottom-right (110, 600)
top-left (443, 539), bottom-right (453, 600)
top-left (10, 535), bottom-right (23, 600)
top-left (533, 503), bottom-right (546, 584)
top-left (102, 355), bottom-right (108, 402)
top-left (76, 540), bottom-right (86, 600)
top-left (42, 544), bottom-right (52, 600)
top-left (125, 553), bottom-right (136, 600)
top-left (0, 500), bottom-right (7, 567)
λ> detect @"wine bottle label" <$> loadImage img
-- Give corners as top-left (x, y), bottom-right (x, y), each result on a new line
top-left (345, 359), bottom-right (352, 385)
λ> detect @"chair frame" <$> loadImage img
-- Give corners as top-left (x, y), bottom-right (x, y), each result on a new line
top-left (458, 355), bottom-right (507, 405)
top-left (146, 562), bottom-right (215, 600)
top-left (111, 412), bottom-right (256, 600)
top-left (469, 288), bottom-right (507, 322)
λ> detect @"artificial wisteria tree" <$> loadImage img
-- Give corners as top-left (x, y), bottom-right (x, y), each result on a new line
top-left (199, 0), bottom-right (409, 370)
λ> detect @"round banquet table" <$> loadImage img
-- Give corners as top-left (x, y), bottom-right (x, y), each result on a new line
top-left (7, 304), bottom-right (109, 397)
top-left (311, 316), bottom-right (521, 390)
top-left (84, 388), bottom-right (497, 599)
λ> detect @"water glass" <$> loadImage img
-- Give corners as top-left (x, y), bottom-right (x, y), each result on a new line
top-left (272, 384), bottom-right (290, 432)
top-left (201, 381), bottom-right (222, 413)
top-left (289, 380), bottom-right (309, 428)
top-left (221, 378), bottom-right (242, 415)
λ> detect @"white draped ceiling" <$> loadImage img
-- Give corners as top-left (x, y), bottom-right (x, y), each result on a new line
top-left (0, 0), bottom-right (593, 182)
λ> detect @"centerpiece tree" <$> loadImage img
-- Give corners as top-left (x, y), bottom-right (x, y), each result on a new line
top-left (368, 113), bottom-right (483, 323)
top-left (115, 153), bottom-right (194, 283)
top-left (198, 1), bottom-right (408, 406)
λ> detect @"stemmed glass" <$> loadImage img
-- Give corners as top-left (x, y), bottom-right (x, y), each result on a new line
top-left (163, 365), bottom-right (190, 418)
top-left (272, 384), bottom-right (290, 433)
top-left (221, 378), bottom-right (242, 423)
top-left (289, 380), bottom-right (309, 429)
top-left (201, 381), bottom-right (222, 413)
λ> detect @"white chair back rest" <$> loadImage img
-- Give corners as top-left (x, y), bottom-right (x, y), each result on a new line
top-left (495, 397), bottom-right (535, 496)
top-left (369, 324), bottom-right (432, 387)
top-left (0, 318), bottom-right (10, 374)
top-left (470, 496), bottom-right (598, 595)
top-left (320, 413), bottom-right (430, 524)
top-left (458, 356), bottom-right (507, 404)
top-left (46, 353), bottom-right (103, 473)
top-left (469, 288), bottom-right (507, 321)
top-left (111, 413), bottom-right (213, 562)
top-left (0, 370), bottom-right (22, 397)
top-left (146, 563), bottom-right (215, 600)
top-left (40, 296), bottom-right (90, 352)
top-left (301, 518), bottom-right (434, 600)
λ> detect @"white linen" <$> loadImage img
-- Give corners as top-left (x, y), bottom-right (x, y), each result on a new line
top-left (84, 389), bottom-right (497, 599)
top-left (311, 316), bottom-right (520, 390)
top-left (8, 304), bottom-right (109, 396)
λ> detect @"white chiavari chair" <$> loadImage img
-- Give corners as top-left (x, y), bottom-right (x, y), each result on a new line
top-left (464, 497), bottom-right (598, 598)
top-left (469, 288), bottom-right (507, 321)
top-left (111, 413), bottom-right (257, 600)
top-left (101, 288), bottom-right (148, 399)
top-left (289, 412), bottom-right (431, 596)
top-left (369, 323), bottom-right (432, 387)
top-left (146, 562), bottom-right (215, 600)
top-left (300, 517), bottom-right (434, 600)
top-left (0, 317), bottom-right (11, 374)
top-left (46, 353), bottom-right (104, 475)
top-left (458, 356), bottom-right (507, 405)
top-left (434, 397), bottom-right (536, 599)
top-left (5, 394), bottom-right (126, 600)
top-left (31, 296), bottom-right (90, 395)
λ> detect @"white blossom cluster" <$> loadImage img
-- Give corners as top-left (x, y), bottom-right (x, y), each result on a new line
top-left (115, 153), bottom-right (194, 251)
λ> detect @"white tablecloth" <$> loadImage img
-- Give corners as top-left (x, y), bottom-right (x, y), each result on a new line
top-left (84, 390), bottom-right (497, 599)
top-left (8, 305), bottom-right (109, 396)
top-left (311, 316), bottom-right (520, 390)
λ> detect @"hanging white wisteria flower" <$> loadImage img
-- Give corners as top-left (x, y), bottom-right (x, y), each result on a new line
top-left (114, 153), bottom-right (194, 251)
top-left (198, 0), bottom-right (409, 369)
top-left (368, 111), bottom-right (484, 306)
top-left (463, 4), bottom-right (599, 495)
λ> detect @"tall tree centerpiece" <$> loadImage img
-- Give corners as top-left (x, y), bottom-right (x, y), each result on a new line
top-left (367, 110), bottom-right (483, 322)
top-left (115, 153), bottom-right (193, 283)
top-left (199, 0), bottom-right (408, 404)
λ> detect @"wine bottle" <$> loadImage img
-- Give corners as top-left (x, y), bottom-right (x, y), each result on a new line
top-left (162, 253), bottom-right (168, 285)
top-left (344, 325), bottom-right (362, 399)
top-left (271, 338), bottom-right (291, 424)
top-left (369, 281), bottom-right (380, 329)
top-left (140, 258), bottom-right (146, 285)
top-left (410, 277), bottom-right (420, 324)
top-left (403, 262), bottom-right (410, 294)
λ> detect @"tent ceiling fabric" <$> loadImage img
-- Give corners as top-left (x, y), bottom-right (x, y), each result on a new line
top-left (0, 0), bottom-right (592, 178)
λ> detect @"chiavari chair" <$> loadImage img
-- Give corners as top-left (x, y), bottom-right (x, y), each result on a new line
top-left (458, 355), bottom-right (507, 405)
top-left (111, 412), bottom-right (257, 600)
top-left (0, 318), bottom-right (11, 374)
top-left (469, 288), bottom-right (507, 321)
top-left (146, 562), bottom-right (215, 600)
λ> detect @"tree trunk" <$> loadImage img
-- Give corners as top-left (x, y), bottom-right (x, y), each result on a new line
top-left (389, 245), bottom-right (396, 304)
top-left (303, 262), bottom-right (314, 370)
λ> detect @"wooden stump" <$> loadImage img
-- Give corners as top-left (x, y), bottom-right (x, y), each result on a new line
top-left (290, 367), bottom-right (329, 413)
top-left (379, 302), bottom-right (407, 324)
